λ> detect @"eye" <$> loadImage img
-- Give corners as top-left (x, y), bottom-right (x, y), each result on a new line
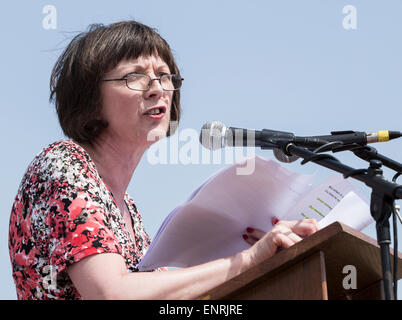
top-left (125, 72), bottom-right (142, 78)
top-left (124, 74), bottom-right (137, 83)
top-left (124, 74), bottom-right (150, 90)
top-left (156, 68), bottom-right (170, 76)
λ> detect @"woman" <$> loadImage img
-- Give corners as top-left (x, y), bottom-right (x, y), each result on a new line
top-left (8, 20), bottom-right (318, 299)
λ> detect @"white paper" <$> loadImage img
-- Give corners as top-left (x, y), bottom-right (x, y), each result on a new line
top-left (138, 156), bottom-right (374, 271)
top-left (318, 191), bottom-right (374, 230)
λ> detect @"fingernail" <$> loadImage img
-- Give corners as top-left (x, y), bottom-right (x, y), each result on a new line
top-left (242, 234), bottom-right (249, 240)
top-left (246, 227), bottom-right (254, 233)
top-left (272, 217), bottom-right (279, 226)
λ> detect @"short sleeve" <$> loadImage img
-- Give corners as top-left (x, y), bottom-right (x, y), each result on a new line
top-left (32, 141), bottom-right (122, 273)
top-left (47, 189), bottom-right (122, 273)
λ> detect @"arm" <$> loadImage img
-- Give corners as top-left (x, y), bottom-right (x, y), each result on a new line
top-left (67, 219), bottom-right (318, 299)
top-left (67, 249), bottom-right (251, 300)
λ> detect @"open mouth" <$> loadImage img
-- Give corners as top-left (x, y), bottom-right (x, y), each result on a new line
top-left (144, 106), bottom-right (167, 116)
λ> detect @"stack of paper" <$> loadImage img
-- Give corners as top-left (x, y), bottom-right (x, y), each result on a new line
top-left (138, 156), bottom-right (374, 271)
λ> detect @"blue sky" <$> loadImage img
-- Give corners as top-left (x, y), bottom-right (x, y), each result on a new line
top-left (1, 0), bottom-right (401, 299)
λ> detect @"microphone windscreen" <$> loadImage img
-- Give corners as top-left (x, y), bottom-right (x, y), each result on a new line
top-left (199, 121), bottom-right (226, 150)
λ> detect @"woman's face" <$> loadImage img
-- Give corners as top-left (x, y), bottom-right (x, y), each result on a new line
top-left (100, 54), bottom-right (173, 148)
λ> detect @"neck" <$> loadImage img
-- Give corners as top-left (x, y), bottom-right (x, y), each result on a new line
top-left (79, 134), bottom-right (147, 205)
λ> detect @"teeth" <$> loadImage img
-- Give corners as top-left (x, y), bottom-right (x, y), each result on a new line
top-left (148, 108), bottom-right (161, 115)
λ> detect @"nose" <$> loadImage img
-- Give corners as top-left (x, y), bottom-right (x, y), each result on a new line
top-left (144, 77), bottom-right (164, 100)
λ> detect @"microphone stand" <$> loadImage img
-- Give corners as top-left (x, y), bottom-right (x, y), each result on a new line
top-left (337, 144), bottom-right (402, 176)
top-left (269, 140), bottom-right (402, 300)
top-left (333, 144), bottom-right (402, 299)
top-left (339, 145), bottom-right (402, 224)
top-left (314, 143), bottom-right (402, 225)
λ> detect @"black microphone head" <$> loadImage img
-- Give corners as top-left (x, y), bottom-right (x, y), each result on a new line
top-left (199, 121), bottom-right (226, 150)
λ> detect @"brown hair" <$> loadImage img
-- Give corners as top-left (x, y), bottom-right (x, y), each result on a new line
top-left (50, 20), bottom-right (181, 144)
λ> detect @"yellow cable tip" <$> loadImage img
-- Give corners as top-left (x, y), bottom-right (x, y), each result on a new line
top-left (378, 130), bottom-right (390, 142)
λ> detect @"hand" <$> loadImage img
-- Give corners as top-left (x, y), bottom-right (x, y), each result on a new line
top-left (243, 218), bottom-right (319, 266)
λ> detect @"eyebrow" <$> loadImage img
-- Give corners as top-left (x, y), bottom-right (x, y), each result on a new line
top-left (119, 63), bottom-right (170, 76)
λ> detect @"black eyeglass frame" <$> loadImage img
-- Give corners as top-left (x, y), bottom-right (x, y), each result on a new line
top-left (101, 73), bottom-right (184, 91)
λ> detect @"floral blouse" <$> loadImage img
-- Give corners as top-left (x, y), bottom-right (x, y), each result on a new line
top-left (8, 140), bottom-right (155, 299)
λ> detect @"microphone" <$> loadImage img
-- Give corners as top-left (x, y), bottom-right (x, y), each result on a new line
top-left (199, 121), bottom-right (402, 162)
top-left (199, 121), bottom-right (299, 162)
top-left (199, 121), bottom-right (292, 149)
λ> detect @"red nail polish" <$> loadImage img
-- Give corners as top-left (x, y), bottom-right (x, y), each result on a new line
top-left (242, 234), bottom-right (249, 240)
top-left (246, 227), bottom-right (254, 233)
top-left (272, 217), bottom-right (279, 226)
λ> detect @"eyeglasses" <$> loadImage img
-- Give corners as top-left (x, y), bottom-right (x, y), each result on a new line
top-left (101, 73), bottom-right (184, 91)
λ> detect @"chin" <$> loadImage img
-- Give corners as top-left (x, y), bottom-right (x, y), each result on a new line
top-left (145, 126), bottom-right (168, 145)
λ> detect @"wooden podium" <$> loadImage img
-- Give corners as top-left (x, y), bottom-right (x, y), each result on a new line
top-left (197, 222), bottom-right (402, 300)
